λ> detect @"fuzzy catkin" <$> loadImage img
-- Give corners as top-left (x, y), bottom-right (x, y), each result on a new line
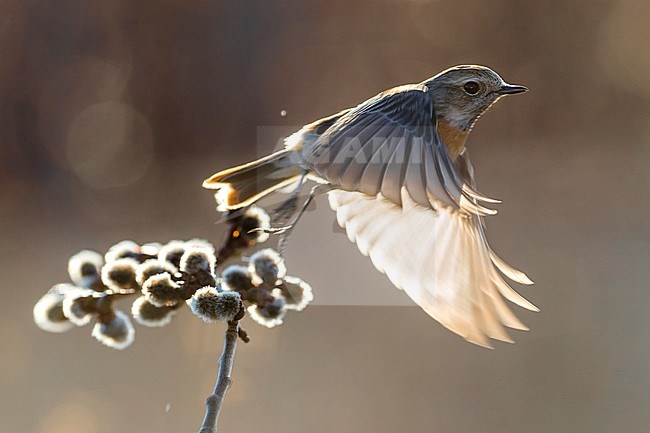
top-left (190, 288), bottom-right (242, 323)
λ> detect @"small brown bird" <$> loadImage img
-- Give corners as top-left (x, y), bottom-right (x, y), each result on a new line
top-left (204, 65), bottom-right (538, 347)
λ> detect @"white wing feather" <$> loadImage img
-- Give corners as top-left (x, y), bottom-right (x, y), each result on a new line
top-left (328, 188), bottom-right (538, 348)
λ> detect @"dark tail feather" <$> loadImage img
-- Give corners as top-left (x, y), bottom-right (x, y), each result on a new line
top-left (202, 149), bottom-right (303, 210)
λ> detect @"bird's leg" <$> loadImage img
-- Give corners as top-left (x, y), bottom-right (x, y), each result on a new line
top-left (269, 171), bottom-right (308, 226)
top-left (276, 183), bottom-right (331, 256)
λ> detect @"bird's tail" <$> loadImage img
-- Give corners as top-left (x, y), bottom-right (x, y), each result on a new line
top-left (203, 149), bottom-right (304, 211)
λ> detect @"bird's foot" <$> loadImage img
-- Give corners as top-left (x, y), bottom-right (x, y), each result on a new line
top-left (248, 225), bottom-right (293, 236)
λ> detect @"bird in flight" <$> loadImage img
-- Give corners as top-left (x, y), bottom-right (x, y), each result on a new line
top-left (203, 65), bottom-right (538, 348)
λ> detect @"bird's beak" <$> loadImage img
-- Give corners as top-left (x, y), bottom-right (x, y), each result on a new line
top-left (499, 83), bottom-right (528, 95)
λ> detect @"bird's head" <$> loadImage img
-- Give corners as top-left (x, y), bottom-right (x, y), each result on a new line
top-left (422, 65), bottom-right (527, 132)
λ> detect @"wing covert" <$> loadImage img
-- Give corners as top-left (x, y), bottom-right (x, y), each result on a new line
top-left (302, 84), bottom-right (496, 214)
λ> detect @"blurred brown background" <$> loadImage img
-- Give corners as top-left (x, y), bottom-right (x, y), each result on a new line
top-left (1, 1), bottom-right (649, 432)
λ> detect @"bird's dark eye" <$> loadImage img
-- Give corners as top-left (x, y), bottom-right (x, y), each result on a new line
top-left (463, 81), bottom-right (480, 95)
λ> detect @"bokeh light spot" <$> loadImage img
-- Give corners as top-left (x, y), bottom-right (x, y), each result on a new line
top-left (65, 101), bottom-right (153, 189)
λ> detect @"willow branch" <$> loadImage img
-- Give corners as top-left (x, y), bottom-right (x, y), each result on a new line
top-left (197, 320), bottom-right (240, 433)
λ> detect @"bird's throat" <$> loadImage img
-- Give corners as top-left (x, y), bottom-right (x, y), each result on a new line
top-left (436, 118), bottom-right (469, 159)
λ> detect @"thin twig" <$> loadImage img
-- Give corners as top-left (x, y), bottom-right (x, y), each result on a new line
top-left (198, 320), bottom-right (241, 433)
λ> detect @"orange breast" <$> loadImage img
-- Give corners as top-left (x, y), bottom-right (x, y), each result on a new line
top-left (436, 118), bottom-right (469, 159)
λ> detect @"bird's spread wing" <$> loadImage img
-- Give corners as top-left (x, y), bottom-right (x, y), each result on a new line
top-left (303, 84), bottom-right (497, 216)
top-left (328, 148), bottom-right (537, 348)
top-left (455, 148), bottom-right (534, 285)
